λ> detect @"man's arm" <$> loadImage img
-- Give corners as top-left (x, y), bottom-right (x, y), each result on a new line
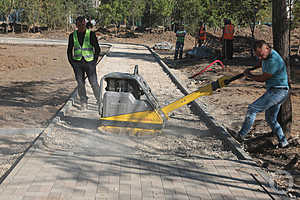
top-left (246, 72), bottom-right (272, 82)
top-left (91, 31), bottom-right (100, 62)
top-left (67, 33), bottom-right (74, 64)
top-left (244, 65), bottom-right (272, 82)
top-left (220, 27), bottom-right (224, 41)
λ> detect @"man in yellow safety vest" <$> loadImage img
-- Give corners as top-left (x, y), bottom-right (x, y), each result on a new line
top-left (67, 16), bottom-right (101, 110)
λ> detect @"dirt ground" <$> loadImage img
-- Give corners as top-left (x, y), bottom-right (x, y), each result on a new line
top-left (0, 26), bottom-right (300, 197)
top-left (0, 43), bottom-right (77, 179)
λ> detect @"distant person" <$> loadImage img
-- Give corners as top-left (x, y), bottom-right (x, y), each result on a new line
top-left (86, 21), bottom-right (93, 29)
top-left (67, 16), bottom-right (101, 110)
top-left (174, 24), bottom-right (186, 60)
top-left (86, 17), bottom-right (93, 29)
top-left (220, 19), bottom-right (234, 60)
top-left (235, 40), bottom-right (289, 148)
top-left (196, 22), bottom-right (206, 47)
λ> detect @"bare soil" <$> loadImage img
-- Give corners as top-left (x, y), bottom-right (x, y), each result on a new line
top-left (0, 26), bottom-right (300, 197)
top-left (0, 44), bottom-right (75, 128)
top-left (0, 43), bottom-right (76, 178)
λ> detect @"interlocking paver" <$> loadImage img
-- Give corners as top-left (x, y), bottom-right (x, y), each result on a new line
top-left (0, 43), bottom-right (286, 200)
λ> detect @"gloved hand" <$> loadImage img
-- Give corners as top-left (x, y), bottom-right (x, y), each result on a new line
top-left (217, 75), bottom-right (232, 87)
top-left (243, 68), bottom-right (253, 78)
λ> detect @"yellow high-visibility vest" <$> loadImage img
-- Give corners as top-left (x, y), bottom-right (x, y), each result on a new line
top-left (73, 30), bottom-right (94, 62)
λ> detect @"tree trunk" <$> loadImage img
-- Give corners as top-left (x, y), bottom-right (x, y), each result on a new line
top-left (249, 23), bottom-right (255, 57)
top-left (5, 16), bottom-right (9, 33)
top-left (272, 0), bottom-right (293, 138)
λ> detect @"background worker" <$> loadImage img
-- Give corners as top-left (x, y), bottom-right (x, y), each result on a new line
top-left (86, 16), bottom-right (93, 29)
top-left (221, 19), bottom-right (234, 60)
top-left (196, 22), bottom-right (206, 47)
top-left (67, 16), bottom-right (101, 110)
top-left (174, 24), bottom-right (186, 60)
top-left (236, 40), bottom-right (289, 148)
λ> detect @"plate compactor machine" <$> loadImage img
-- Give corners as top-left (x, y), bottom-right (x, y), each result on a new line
top-left (98, 65), bottom-right (254, 133)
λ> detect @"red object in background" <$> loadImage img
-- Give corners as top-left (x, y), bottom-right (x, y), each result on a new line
top-left (189, 60), bottom-right (225, 79)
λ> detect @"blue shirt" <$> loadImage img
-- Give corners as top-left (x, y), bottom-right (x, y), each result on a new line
top-left (262, 49), bottom-right (288, 90)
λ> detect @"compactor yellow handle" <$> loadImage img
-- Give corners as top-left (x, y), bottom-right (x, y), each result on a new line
top-left (161, 76), bottom-right (232, 116)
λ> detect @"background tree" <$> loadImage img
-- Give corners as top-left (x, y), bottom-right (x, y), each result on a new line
top-left (292, 0), bottom-right (300, 28)
top-left (233, 0), bottom-right (269, 56)
top-left (0, 0), bottom-right (13, 33)
top-left (128, 0), bottom-right (145, 27)
top-left (98, 3), bottom-right (114, 27)
top-left (272, 0), bottom-right (292, 137)
top-left (73, 0), bottom-right (95, 17)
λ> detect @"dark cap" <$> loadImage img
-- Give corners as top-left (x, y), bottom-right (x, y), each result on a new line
top-left (76, 16), bottom-right (85, 23)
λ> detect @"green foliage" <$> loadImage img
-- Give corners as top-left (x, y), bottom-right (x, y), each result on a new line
top-left (4, 0), bottom-right (298, 34)
top-left (232, 0), bottom-right (269, 27)
top-left (142, 0), bottom-right (174, 27)
top-left (98, 0), bottom-right (134, 27)
top-left (128, 0), bottom-right (146, 26)
top-left (292, 0), bottom-right (300, 27)
top-left (0, 0), bottom-right (13, 21)
top-left (98, 4), bottom-right (114, 26)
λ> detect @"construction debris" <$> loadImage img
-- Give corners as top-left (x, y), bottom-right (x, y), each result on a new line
top-left (186, 46), bottom-right (215, 59)
top-left (153, 41), bottom-right (173, 50)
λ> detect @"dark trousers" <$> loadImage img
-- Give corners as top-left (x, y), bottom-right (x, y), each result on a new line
top-left (175, 41), bottom-right (184, 59)
top-left (222, 39), bottom-right (233, 59)
top-left (71, 60), bottom-right (100, 103)
top-left (197, 39), bottom-right (204, 47)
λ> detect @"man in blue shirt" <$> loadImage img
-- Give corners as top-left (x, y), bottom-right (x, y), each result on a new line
top-left (236, 40), bottom-right (289, 148)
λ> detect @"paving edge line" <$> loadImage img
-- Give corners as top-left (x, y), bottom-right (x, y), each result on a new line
top-left (145, 45), bottom-right (288, 199)
top-left (0, 43), bottom-right (112, 185)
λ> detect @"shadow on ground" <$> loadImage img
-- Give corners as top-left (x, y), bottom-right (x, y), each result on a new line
top-left (0, 79), bottom-right (74, 108)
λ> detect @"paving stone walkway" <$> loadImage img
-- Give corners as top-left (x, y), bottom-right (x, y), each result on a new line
top-left (0, 43), bottom-right (285, 200)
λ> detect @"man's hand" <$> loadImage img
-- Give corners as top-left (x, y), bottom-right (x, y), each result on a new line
top-left (244, 68), bottom-right (272, 82)
top-left (243, 68), bottom-right (250, 76)
top-left (244, 68), bottom-right (255, 79)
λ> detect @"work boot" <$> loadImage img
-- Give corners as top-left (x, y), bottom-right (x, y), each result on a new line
top-left (279, 138), bottom-right (289, 148)
top-left (236, 134), bottom-right (246, 143)
top-left (227, 128), bottom-right (245, 143)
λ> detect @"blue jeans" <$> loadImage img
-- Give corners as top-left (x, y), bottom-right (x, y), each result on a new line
top-left (174, 41), bottom-right (184, 59)
top-left (239, 88), bottom-right (289, 142)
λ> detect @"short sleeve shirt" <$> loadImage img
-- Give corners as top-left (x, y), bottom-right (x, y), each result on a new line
top-left (176, 30), bottom-right (186, 43)
top-left (262, 49), bottom-right (288, 89)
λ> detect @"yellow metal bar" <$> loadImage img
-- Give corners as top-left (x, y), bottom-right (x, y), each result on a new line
top-left (161, 84), bottom-right (213, 115)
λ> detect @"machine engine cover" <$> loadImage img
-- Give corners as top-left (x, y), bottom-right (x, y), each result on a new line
top-left (102, 91), bottom-right (152, 117)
